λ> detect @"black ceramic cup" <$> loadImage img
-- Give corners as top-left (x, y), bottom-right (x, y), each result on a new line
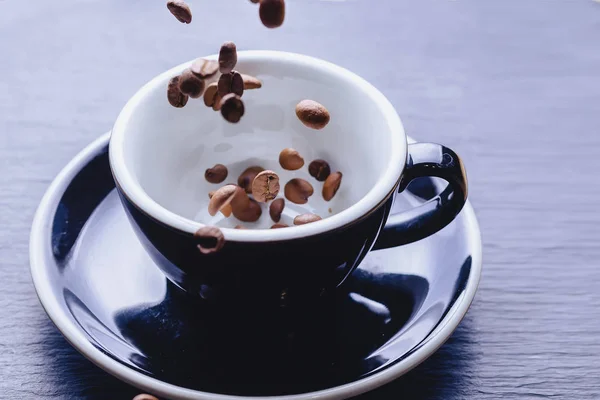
top-left (109, 51), bottom-right (467, 306)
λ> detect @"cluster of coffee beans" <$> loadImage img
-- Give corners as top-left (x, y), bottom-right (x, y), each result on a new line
top-left (167, 42), bottom-right (262, 123)
top-left (167, 0), bottom-right (285, 29)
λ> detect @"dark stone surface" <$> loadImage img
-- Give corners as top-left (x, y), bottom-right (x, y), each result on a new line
top-left (2, 0), bottom-right (600, 398)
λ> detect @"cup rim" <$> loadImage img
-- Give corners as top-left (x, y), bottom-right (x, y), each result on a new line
top-left (109, 50), bottom-right (406, 242)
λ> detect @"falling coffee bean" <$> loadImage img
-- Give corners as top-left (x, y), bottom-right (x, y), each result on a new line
top-left (252, 170), bottom-right (280, 202)
top-left (219, 42), bottom-right (237, 74)
top-left (191, 58), bottom-right (219, 79)
top-left (284, 178), bottom-right (314, 204)
top-left (295, 100), bottom-right (330, 130)
top-left (241, 74), bottom-right (262, 89)
top-left (293, 213), bottom-right (322, 225)
top-left (279, 148), bottom-right (304, 170)
top-left (323, 171), bottom-right (343, 201)
top-left (178, 69), bottom-right (205, 99)
top-left (308, 159), bottom-right (331, 181)
top-left (205, 164), bottom-right (228, 184)
top-left (220, 93), bottom-right (245, 123)
top-left (194, 226), bottom-right (225, 254)
top-left (208, 185), bottom-right (238, 216)
top-left (208, 190), bottom-right (232, 217)
top-left (269, 198), bottom-right (285, 222)
top-left (218, 72), bottom-right (244, 97)
top-left (259, 0), bottom-right (285, 28)
top-left (203, 83), bottom-right (219, 108)
top-left (167, 76), bottom-right (188, 108)
top-left (271, 223), bottom-right (288, 229)
top-left (238, 166), bottom-right (264, 193)
top-left (249, 0), bottom-right (259, 3)
top-left (212, 93), bottom-right (223, 111)
top-left (167, 0), bottom-right (192, 24)
top-left (233, 197), bottom-right (263, 222)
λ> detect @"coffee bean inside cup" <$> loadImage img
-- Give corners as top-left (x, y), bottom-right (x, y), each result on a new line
top-left (241, 74), bottom-right (262, 90)
top-left (271, 223), bottom-right (288, 229)
top-left (233, 197), bottom-right (263, 222)
top-left (220, 93), bottom-right (245, 123)
top-left (252, 170), bottom-right (280, 202)
top-left (208, 185), bottom-right (238, 216)
top-left (191, 58), bottom-right (219, 79)
top-left (269, 198), bottom-right (285, 222)
top-left (295, 100), bottom-right (330, 130)
top-left (178, 69), bottom-right (205, 98)
top-left (323, 171), bottom-right (343, 201)
top-left (205, 164), bottom-right (228, 184)
top-left (308, 159), bottom-right (331, 181)
top-left (194, 226), bottom-right (225, 254)
top-left (284, 178), bottom-right (314, 204)
top-left (279, 148), bottom-right (304, 170)
top-left (259, 0), bottom-right (285, 28)
top-left (238, 166), bottom-right (264, 193)
top-left (167, 76), bottom-right (188, 108)
top-left (167, 0), bottom-right (192, 24)
top-left (293, 213), bottom-right (322, 225)
top-left (219, 42), bottom-right (238, 74)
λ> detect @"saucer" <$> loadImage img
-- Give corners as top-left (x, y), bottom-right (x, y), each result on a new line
top-left (30, 132), bottom-right (482, 400)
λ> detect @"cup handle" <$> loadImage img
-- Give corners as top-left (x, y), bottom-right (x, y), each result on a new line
top-left (372, 142), bottom-right (468, 250)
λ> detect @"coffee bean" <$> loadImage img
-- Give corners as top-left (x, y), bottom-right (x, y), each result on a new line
top-left (235, 225), bottom-right (247, 229)
top-left (208, 191), bottom-right (215, 199)
top-left (233, 197), bottom-right (263, 222)
top-left (269, 198), bottom-right (285, 222)
top-left (238, 166), bottom-right (264, 193)
top-left (167, 0), bottom-right (192, 24)
top-left (205, 164), bottom-right (228, 184)
top-left (212, 93), bottom-right (223, 111)
top-left (323, 171), bottom-right (342, 201)
top-left (191, 58), bottom-right (219, 79)
top-left (284, 178), bottom-right (314, 204)
top-left (241, 74), bottom-right (262, 89)
top-left (218, 72), bottom-right (244, 97)
top-left (194, 226), bottom-right (225, 254)
top-left (167, 76), bottom-right (188, 108)
top-left (220, 93), bottom-right (245, 123)
top-left (219, 42), bottom-right (237, 74)
top-left (279, 148), bottom-right (305, 170)
top-left (252, 170), bottom-right (280, 202)
top-left (271, 223), bottom-right (288, 229)
top-left (133, 395), bottom-right (159, 400)
top-left (308, 159), bottom-right (331, 181)
top-left (259, 0), bottom-right (285, 28)
top-left (249, 0), bottom-right (259, 3)
top-left (178, 69), bottom-right (205, 98)
top-left (203, 83), bottom-right (219, 108)
top-left (208, 190), bottom-right (232, 217)
top-left (208, 185), bottom-right (238, 216)
top-left (295, 100), bottom-right (330, 130)
top-left (293, 213), bottom-right (322, 225)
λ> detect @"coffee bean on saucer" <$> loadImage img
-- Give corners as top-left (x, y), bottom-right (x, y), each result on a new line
top-left (191, 58), bottom-right (219, 79)
top-left (271, 223), bottom-right (288, 229)
top-left (178, 69), bottom-right (205, 98)
top-left (259, 0), bottom-right (285, 28)
top-left (219, 42), bottom-right (237, 74)
top-left (203, 83), bottom-right (219, 108)
top-left (252, 170), bottom-right (280, 202)
top-left (293, 213), bottom-right (322, 225)
top-left (167, 76), bottom-right (188, 108)
top-left (194, 226), bottom-right (225, 254)
top-left (284, 178), bottom-right (313, 204)
top-left (208, 185), bottom-right (238, 216)
top-left (133, 394), bottom-right (159, 400)
top-left (241, 74), bottom-right (262, 89)
top-left (167, 0), bottom-right (192, 24)
top-left (238, 166), bottom-right (264, 193)
top-left (295, 100), bottom-right (330, 130)
top-left (308, 159), bottom-right (331, 181)
top-left (205, 164), bottom-right (228, 184)
top-left (323, 171), bottom-right (342, 201)
top-left (218, 72), bottom-right (244, 97)
top-left (279, 148), bottom-right (304, 170)
top-left (269, 198), bottom-right (285, 222)
top-left (220, 94), bottom-right (245, 123)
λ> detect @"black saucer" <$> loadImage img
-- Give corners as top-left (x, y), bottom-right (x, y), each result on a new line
top-left (31, 134), bottom-right (482, 399)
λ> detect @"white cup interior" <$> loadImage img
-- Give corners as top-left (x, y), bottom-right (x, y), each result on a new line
top-left (110, 51), bottom-right (405, 241)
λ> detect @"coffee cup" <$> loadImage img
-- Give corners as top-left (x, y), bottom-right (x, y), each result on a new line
top-left (109, 51), bottom-right (467, 304)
